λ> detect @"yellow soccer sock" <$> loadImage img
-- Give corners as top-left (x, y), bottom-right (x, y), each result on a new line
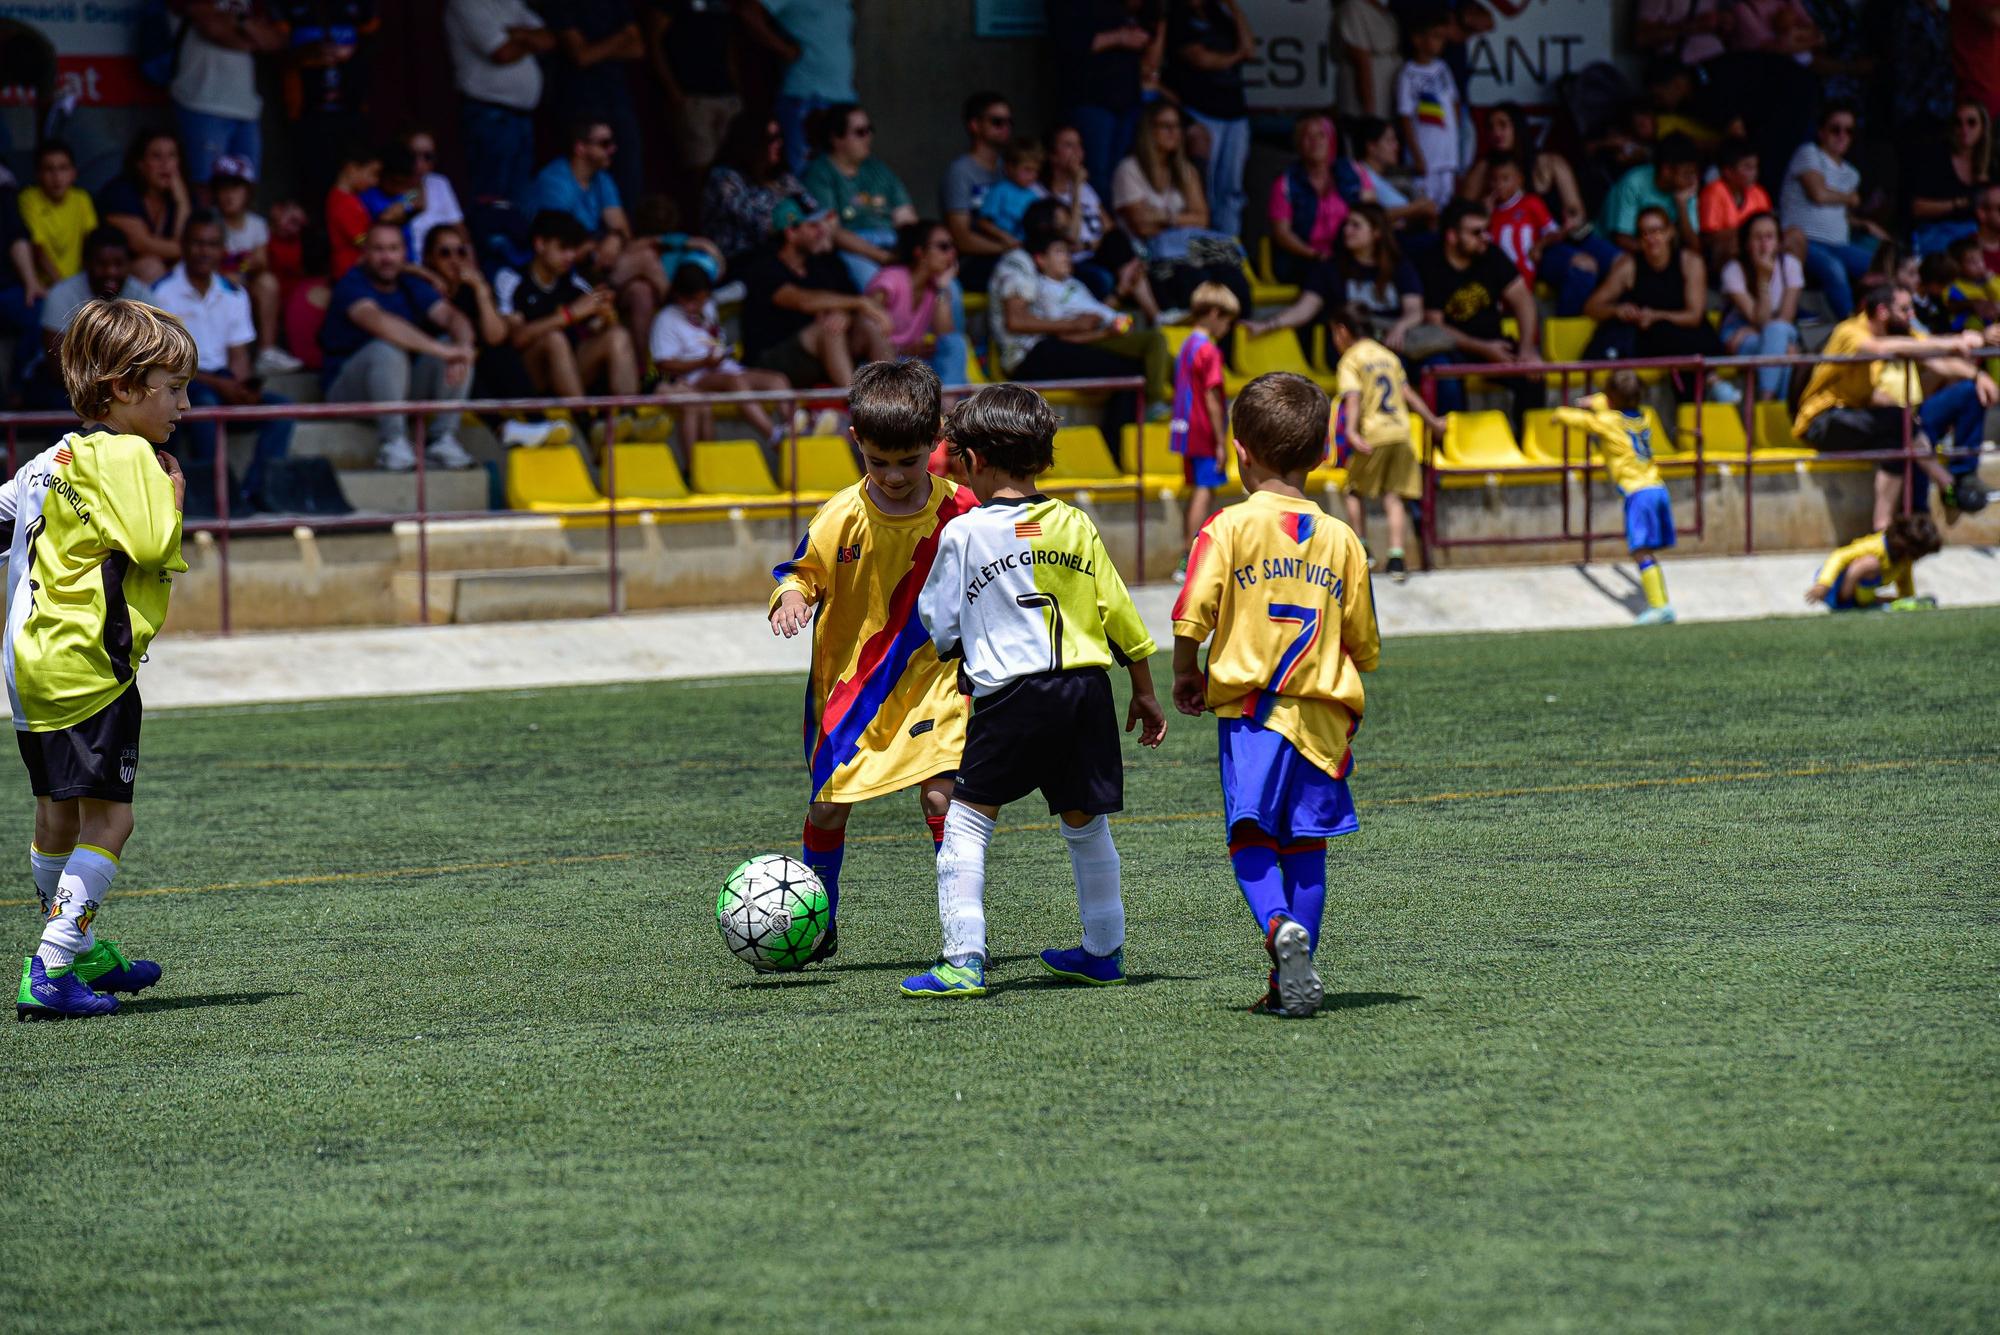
top-left (1639, 558), bottom-right (1669, 609)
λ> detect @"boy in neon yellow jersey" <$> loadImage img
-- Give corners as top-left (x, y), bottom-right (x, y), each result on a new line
top-left (1552, 369), bottom-right (1678, 625)
top-left (10, 298), bottom-right (192, 1020)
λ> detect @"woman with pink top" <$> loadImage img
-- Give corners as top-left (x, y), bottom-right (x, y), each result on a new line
top-left (864, 220), bottom-right (969, 385)
top-left (1265, 113), bottom-right (1347, 285)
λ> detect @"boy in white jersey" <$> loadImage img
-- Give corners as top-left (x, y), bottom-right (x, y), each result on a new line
top-left (1330, 303), bottom-right (1442, 582)
top-left (1172, 372), bottom-right (1379, 1017)
top-left (907, 385), bottom-right (1168, 998)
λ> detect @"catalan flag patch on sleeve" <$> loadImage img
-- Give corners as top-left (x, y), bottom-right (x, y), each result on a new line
top-left (1014, 521), bottom-right (1042, 538)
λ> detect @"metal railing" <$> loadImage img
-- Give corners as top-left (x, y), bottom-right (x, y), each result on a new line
top-left (0, 376), bottom-right (1150, 633)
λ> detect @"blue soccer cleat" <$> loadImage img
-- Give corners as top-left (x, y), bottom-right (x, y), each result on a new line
top-left (900, 957), bottom-right (987, 998)
top-left (1632, 605), bottom-right (1677, 626)
top-left (16, 957), bottom-right (119, 1021)
top-left (1039, 944), bottom-right (1126, 986)
top-left (73, 940), bottom-right (161, 996)
top-left (1264, 917), bottom-right (1323, 1018)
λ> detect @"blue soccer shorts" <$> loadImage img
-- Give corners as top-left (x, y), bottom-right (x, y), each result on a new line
top-left (1623, 484), bottom-right (1676, 553)
top-left (1218, 716), bottom-right (1357, 842)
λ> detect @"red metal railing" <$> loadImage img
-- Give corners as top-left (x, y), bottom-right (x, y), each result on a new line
top-left (0, 376), bottom-right (1149, 633)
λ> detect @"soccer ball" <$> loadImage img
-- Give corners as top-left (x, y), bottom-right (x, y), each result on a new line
top-left (716, 855), bottom-right (829, 972)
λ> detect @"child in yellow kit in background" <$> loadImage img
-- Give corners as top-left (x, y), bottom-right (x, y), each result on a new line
top-left (768, 359), bottom-right (975, 962)
top-left (1808, 513), bottom-right (1943, 611)
top-left (11, 299), bottom-right (192, 1020)
top-left (1551, 368), bottom-right (1679, 625)
top-left (1172, 372), bottom-right (1380, 1018)
top-left (1329, 303), bottom-right (1443, 583)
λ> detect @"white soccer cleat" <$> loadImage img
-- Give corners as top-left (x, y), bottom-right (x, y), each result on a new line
top-left (1267, 918), bottom-right (1323, 1018)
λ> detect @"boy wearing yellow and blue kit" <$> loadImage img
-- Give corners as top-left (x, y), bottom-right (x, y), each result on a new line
top-left (1808, 514), bottom-right (1943, 611)
top-left (11, 299), bottom-right (192, 1020)
top-left (1172, 372), bottom-right (1379, 1018)
top-left (769, 359), bottom-right (975, 962)
top-left (1552, 369), bottom-right (1678, 625)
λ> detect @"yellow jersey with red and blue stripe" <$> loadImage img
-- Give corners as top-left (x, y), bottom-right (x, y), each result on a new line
top-left (1171, 491), bottom-right (1379, 780)
top-left (770, 477), bottom-right (975, 803)
top-left (1550, 396), bottom-right (1664, 495)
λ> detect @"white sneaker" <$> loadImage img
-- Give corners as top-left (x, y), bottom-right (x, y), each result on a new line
top-left (253, 345), bottom-right (305, 376)
top-left (810, 408), bottom-right (843, 438)
top-left (427, 434), bottom-right (477, 470)
top-left (501, 418), bottom-right (557, 447)
top-left (378, 437), bottom-right (417, 471)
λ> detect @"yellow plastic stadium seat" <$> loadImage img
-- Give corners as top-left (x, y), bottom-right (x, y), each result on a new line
top-left (1043, 425), bottom-right (1126, 487)
top-left (506, 443), bottom-right (604, 512)
top-left (606, 443), bottom-right (691, 502)
top-left (690, 440), bottom-right (780, 496)
top-left (1244, 257), bottom-right (1299, 309)
top-left (1519, 409), bottom-right (1600, 466)
top-left (1440, 411), bottom-right (1535, 471)
top-left (1122, 422), bottom-right (1178, 479)
top-left (1309, 323), bottom-right (1335, 376)
top-left (1542, 316), bottom-right (1596, 364)
top-left (774, 436), bottom-right (862, 492)
top-left (962, 291), bottom-right (989, 318)
top-left (1674, 402), bottom-right (1751, 460)
top-left (1753, 400), bottom-right (1806, 450)
top-left (1235, 326), bottom-right (1335, 390)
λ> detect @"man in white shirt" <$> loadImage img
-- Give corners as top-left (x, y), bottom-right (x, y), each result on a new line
top-left (445, 0), bottom-right (556, 209)
top-left (151, 211), bottom-right (294, 512)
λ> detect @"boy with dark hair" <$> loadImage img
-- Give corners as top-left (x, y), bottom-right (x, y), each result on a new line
top-left (1808, 514), bottom-right (1944, 611)
top-left (497, 208), bottom-right (639, 402)
top-left (1171, 371), bottom-right (1379, 1017)
top-left (1551, 368), bottom-right (1678, 624)
top-left (769, 359), bottom-right (976, 962)
top-left (10, 298), bottom-right (194, 1018)
top-left (326, 142), bottom-right (382, 278)
top-left (20, 140), bottom-right (95, 285)
top-left (1330, 303), bottom-right (1443, 583)
top-left (908, 384), bottom-right (1167, 997)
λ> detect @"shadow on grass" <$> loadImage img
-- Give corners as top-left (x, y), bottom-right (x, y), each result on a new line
top-left (729, 975), bottom-right (837, 990)
top-left (1214, 990), bottom-right (1423, 1016)
top-left (122, 990), bottom-right (297, 1014)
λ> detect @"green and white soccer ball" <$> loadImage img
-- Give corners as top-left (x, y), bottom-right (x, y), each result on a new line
top-left (716, 854), bottom-right (829, 972)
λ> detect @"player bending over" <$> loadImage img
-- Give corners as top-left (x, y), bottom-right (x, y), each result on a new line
top-left (1172, 372), bottom-right (1379, 1018)
top-left (1329, 303), bottom-right (1443, 583)
top-left (769, 359), bottom-right (975, 962)
top-left (907, 384), bottom-right (1167, 998)
top-left (1808, 513), bottom-right (1943, 611)
top-left (1552, 369), bottom-right (1679, 625)
top-left (11, 299), bottom-right (192, 1019)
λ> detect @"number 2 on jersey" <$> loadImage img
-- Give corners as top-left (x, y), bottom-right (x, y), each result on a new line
top-left (1373, 373), bottom-right (1396, 416)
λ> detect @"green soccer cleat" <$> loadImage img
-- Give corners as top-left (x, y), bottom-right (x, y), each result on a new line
top-left (72, 940), bottom-right (162, 995)
top-left (1886, 596), bottom-right (1937, 612)
top-left (1632, 605), bottom-right (1677, 626)
top-left (900, 958), bottom-right (987, 998)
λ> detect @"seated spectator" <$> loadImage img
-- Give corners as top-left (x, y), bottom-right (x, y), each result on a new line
top-left (649, 262), bottom-right (791, 465)
top-left (421, 222), bottom-right (541, 414)
top-left (941, 90), bottom-right (1014, 290)
top-left (990, 211), bottom-right (1170, 413)
top-left (1245, 202), bottom-right (1424, 356)
top-left (1457, 103), bottom-right (1590, 236)
top-left (1719, 211), bottom-right (1804, 401)
top-left (208, 156), bottom-right (299, 374)
top-left (1906, 100), bottom-right (1992, 257)
top-left (1416, 198), bottom-right (1543, 419)
top-left (150, 211), bottom-right (294, 513)
top-left (978, 141), bottom-right (1049, 252)
top-left (1977, 183), bottom-right (2000, 278)
top-left (1106, 101), bottom-right (1250, 312)
top-left (702, 113), bottom-right (812, 270)
top-left (1944, 235), bottom-right (2000, 327)
top-left (362, 142), bottom-right (429, 259)
top-left (20, 141), bottom-right (96, 284)
top-left (865, 220), bottom-right (970, 387)
top-left (532, 117), bottom-right (673, 355)
top-left (1266, 114), bottom-right (1346, 286)
top-left (444, 0), bottom-right (554, 210)
top-left (497, 209), bottom-right (640, 403)
top-left (1583, 205), bottom-right (1725, 373)
top-left (319, 220), bottom-right (478, 471)
top-left (0, 177), bottom-right (45, 371)
top-left (1044, 124), bottom-right (1114, 294)
top-left (1485, 154), bottom-right (1558, 294)
top-left (1698, 138), bottom-right (1807, 270)
top-left (326, 142), bottom-right (380, 279)
top-left (1600, 132), bottom-right (1701, 256)
top-left (1335, 116), bottom-right (1437, 231)
top-left (98, 128), bottom-right (192, 284)
top-left (740, 195), bottom-right (893, 389)
top-left (405, 127), bottom-right (466, 258)
top-left (800, 102), bottom-right (917, 289)
top-left (1913, 252), bottom-right (1957, 334)
top-left (29, 227), bottom-right (153, 405)
top-left (1781, 102), bottom-right (1889, 319)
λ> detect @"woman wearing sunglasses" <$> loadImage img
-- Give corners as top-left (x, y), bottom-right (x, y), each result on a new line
top-left (1907, 100), bottom-right (1993, 257)
top-left (801, 103), bottom-right (918, 290)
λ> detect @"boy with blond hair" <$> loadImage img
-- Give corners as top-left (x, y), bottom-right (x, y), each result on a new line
top-left (1172, 280), bottom-right (1239, 581)
top-left (10, 298), bottom-right (192, 1019)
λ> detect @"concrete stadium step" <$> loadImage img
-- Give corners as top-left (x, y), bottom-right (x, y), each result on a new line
top-left (260, 369), bottom-right (324, 403)
top-left (393, 564), bottom-right (623, 624)
top-left (337, 468), bottom-right (491, 515)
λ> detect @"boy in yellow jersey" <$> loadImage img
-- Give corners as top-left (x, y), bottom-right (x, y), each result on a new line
top-left (1329, 304), bottom-right (1443, 583)
top-left (906, 384), bottom-right (1167, 997)
top-left (1551, 369), bottom-right (1678, 625)
top-left (10, 299), bottom-right (192, 1020)
top-left (1172, 372), bottom-right (1379, 1017)
top-left (769, 359), bottom-right (976, 963)
top-left (1807, 514), bottom-right (1943, 611)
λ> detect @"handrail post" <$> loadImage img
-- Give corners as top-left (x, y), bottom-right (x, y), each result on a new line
top-left (1900, 360), bottom-right (1915, 515)
top-left (785, 396), bottom-right (800, 534)
top-left (1132, 378), bottom-right (1146, 583)
top-left (213, 407), bottom-right (232, 634)
top-left (604, 406), bottom-right (620, 615)
top-left (1420, 367), bottom-right (1438, 554)
top-left (1742, 357), bottom-right (1758, 555)
top-left (414, 411), bottom-right (429, 625)
top-left (1559, 368), bottom-right (1570, 541)
top-left (1692, 358), bottom-right (1705, 542)
top-left (1580, 368), bottom-right (1594, 565)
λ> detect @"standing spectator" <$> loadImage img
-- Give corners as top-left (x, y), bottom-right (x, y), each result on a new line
top-left (547, 0), bottom-right (647, 208)
top-left (866, 220), bottom-right (970, 387)
top-left (1906, 102), bottom-right (1992, 258)
top-left (1164, 0), bottom-right (1254, 238)
top-left (1780, 103), bottom-right (1886, 319)
top-left (1416, 199), bottom-right (1542, 419)
top-left (1732, 0), bottom-right (1823, 60)
top-left (20, 142), bottom-right (96, 284)
top-left (703, 113), bottom-right (810, 269)
top-left (1634, 0), bottom-right (1725, 67)
top-left (941, 91), bottom-right (1014, 291)
top-left (404, 127), bottom-right (465, 258)
top-left (1395, 14), bottom-right (1464, 208)
top-left (421, 222), bottom-right (544, 414)
top-left (1337, 117), bottom-right (1438, 232)
top-left (1581, 205), bottom-right (1725, 367)
top-left (1335, 0), bottom-right (1400, 121)
top-left (210, 156), bottom-right (301, 373)
top-left (151, 212), bottom-right (295, 512)
top-left (802, 103), bottom-right (917, 289)
top-left (272, 0), bottom-right (380, 201)
top-left (1108, 102), bottom-right (1251, 312)
top-left (1797, 0), bottom-right (1870, 111)
top-left (1245, 202), bottom-right (1424, 355)
top-left (169, 1), bottom-right (286, 187)
top-left (496, 209), bottom-right (641, 402)
top-left (1600, 133), bottom-right (1701, 255)
top-left (1052, 1), bottom-right (1157, 195)
top-left (760, 0), bottom-right (857, 177)
top-left (644, 0), bottom-right (744, 216)
top-left (1953, 0), bottom-right (2000, 126)
top-left (650, 262), bottom-right (791, 462)
top-left (739, 195), bottom-right (893, 390)
top-left (319, 219), bottom-right (477, 471)
top-left (444, 0), bottom-right (553, 209)
top-left (1266, 114), bottom-right (1347, 285)
top-left (1890, 0), bottom-right (1955, 138)
top-left (1719, 211), bottom-right (1804, 402)
top-left (325, 142), bottom-right (379, 279)
top-left (97, 128), bottom-right (192, 284)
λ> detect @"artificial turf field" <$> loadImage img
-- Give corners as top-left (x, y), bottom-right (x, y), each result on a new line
top-left (2, 607), bottom-right (1997, 1332)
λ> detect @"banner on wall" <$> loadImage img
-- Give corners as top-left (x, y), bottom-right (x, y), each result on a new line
top-left (1240, 0), bottom-right (1335, 111)
top-left (1461, 0), bottom-right (1614, 106)
top-left (0, 1), bottom-right (160, 108)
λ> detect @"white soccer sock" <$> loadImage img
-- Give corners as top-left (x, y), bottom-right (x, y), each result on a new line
top-left (29, 845), bottom-right (66, 919)
top-left (937, 802), bottom-right (994, 967)
top-left (36, 844), bottom-right (116, 971)
top-left (1060, 815), bottom-right (1125, 956)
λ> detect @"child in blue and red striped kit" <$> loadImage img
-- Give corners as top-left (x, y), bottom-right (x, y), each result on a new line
top-left (1170, 281), bottom-right (1240, 582)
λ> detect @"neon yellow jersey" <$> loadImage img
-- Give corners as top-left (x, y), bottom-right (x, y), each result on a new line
top-left (1816, 531), bottom-right (1913, 605)
top-left (1334, 338), bottom-right (1411, 446)
top-left (2, 429), bottom-right (187, 732)
top-left (1551, 396), bottom-right (1665, 495)
top-left (1172, 491), bottom-right (1379, 780)
top-left (770, 477), bottom-right (975, 804)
